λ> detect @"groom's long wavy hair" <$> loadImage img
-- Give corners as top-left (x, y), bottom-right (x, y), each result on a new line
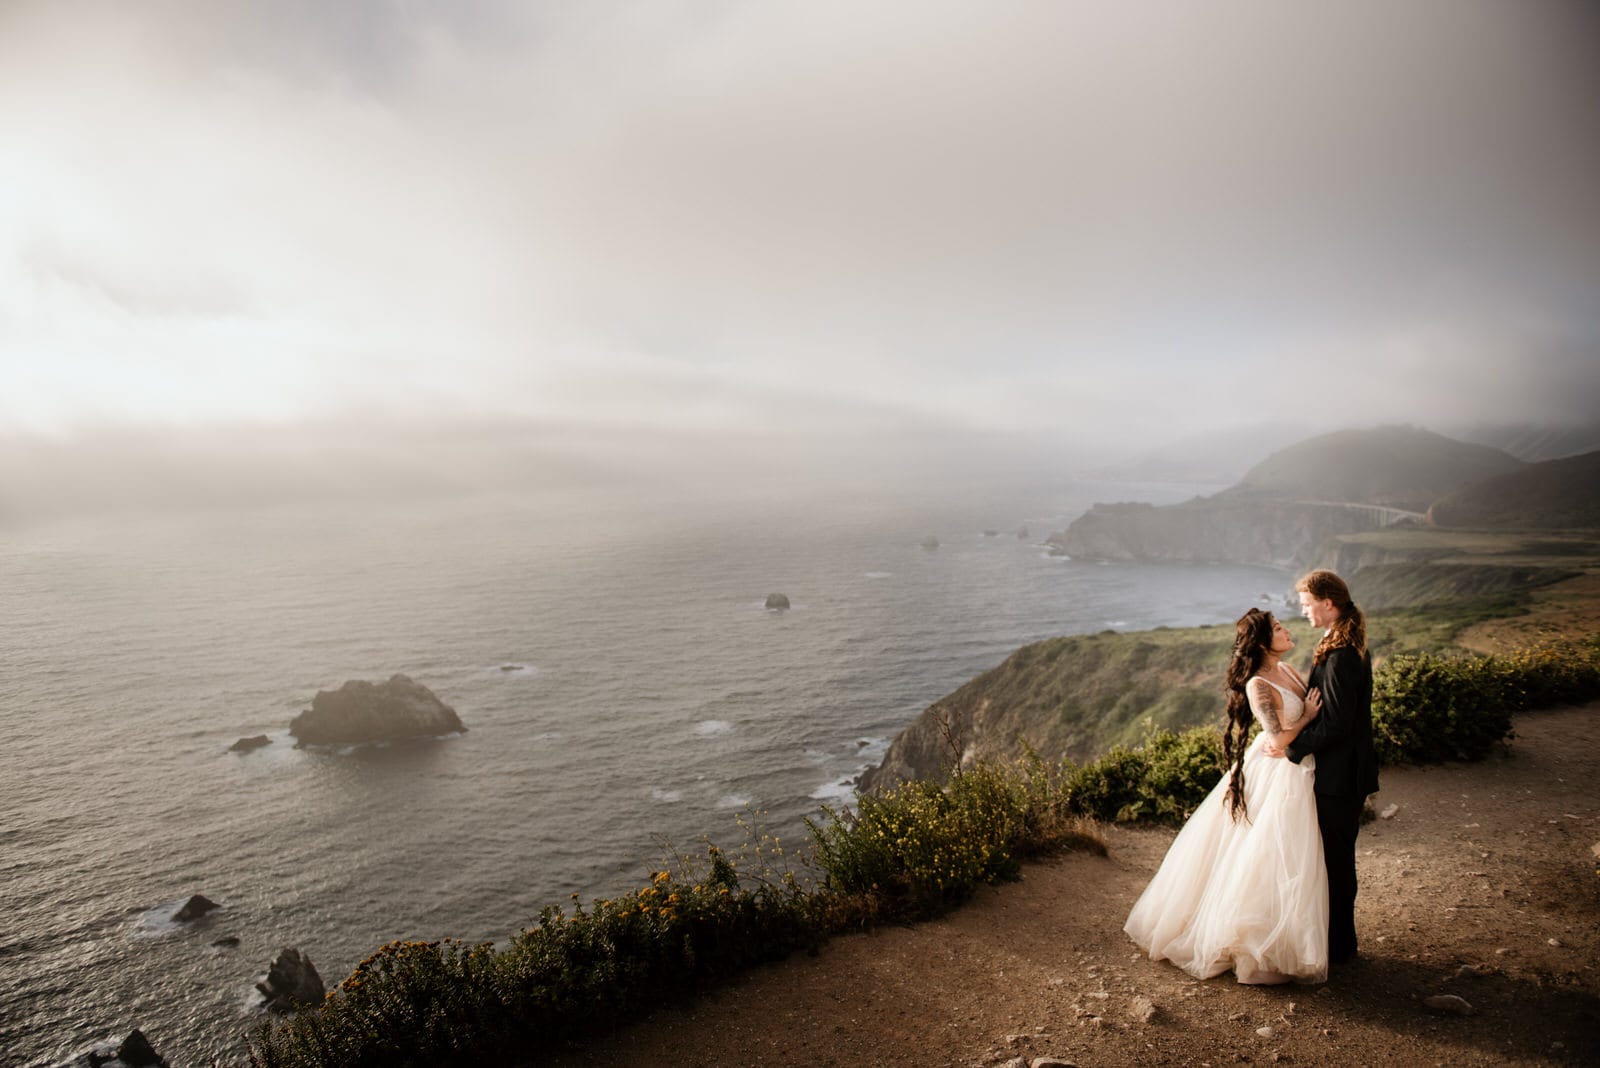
top-left (1223, 608), bottom-right (1275, 822)
top-left (1297, 569), bottom-right (1366, 663)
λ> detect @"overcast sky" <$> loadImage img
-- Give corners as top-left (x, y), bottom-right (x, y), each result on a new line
top-left (3, 0), bottom-right (1598, 456)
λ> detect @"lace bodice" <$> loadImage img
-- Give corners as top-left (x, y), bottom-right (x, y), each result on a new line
top-left (1246, 674), bottom-right (1307, 736)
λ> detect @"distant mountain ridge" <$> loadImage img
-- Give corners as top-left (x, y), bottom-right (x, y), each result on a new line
top-left (1051, 426), bottom-right (1525, 569)
top-left (1229, 426), bottom-right (1522, 512)
top-left (1451, 421), bottom-right (1600, 464)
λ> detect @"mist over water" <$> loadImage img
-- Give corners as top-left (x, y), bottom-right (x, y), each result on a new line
top-left (1, 475), bottom-right (1286, 1065)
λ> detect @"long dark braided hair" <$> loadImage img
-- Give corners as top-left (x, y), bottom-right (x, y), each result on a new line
top-left (1223, 607), bottom-right (1275, 822)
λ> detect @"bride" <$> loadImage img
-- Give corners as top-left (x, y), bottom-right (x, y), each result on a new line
top-left (1123, 607), bottom-right (1330, 984)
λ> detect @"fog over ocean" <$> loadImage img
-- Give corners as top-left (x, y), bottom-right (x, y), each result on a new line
top-left (1, 479), bottom-right (1289, 1065)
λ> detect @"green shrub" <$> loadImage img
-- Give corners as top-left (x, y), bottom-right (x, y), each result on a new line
top-left (806, 759), bottom-right (1102, 919)
top-left (1371, 639), bottom-right (1600, 764)
top-left (1064, 726), bottom-right (1225, 823)
top-left (250, 847), bottom-right (820, 1067)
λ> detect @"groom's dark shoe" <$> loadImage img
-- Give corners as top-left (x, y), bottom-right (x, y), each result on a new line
top-left (1330, 949), bottom-right (1359, 966)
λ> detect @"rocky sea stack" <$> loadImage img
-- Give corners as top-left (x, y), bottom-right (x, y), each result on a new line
top-left (172, 894), bottom-right (220, 923)
top-left (289, 674), bottom-right (465, 747)
top-left (257, 947), bottom-right (325, 1012)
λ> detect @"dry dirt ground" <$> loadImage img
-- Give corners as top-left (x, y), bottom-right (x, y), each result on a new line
top-left (553, 702), bottom-right (1600, 1067)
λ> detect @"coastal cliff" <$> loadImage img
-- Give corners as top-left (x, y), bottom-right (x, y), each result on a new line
top-left (1050, 426), bottom-right (1524, 570)
top-left (1048, 495), bottom-right (1386, 571)
top-left (859, 626), bottom-right (1235, 792)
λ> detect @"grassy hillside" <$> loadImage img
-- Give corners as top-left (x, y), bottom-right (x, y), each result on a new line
top-left (1429, 448), bottom-right (1600, 529)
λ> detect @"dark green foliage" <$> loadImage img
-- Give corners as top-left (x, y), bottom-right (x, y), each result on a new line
top-left (1063, 726), bottom-right (1226, 823)
top-left (807, 759), bottom-right (1100, 919)
top-left (250, 847), bottom-right (821, 1068)
top-left (1372, 639), bottom-right (1600, 764)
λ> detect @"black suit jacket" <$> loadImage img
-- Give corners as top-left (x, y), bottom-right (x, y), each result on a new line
top-left (1286, 645), bottom-right (1379, 798)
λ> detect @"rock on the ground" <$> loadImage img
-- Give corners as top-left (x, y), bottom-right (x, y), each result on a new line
top-left (257, 947), bottom-right (325, 1012)
top-left (229, 735), bottom-right (271, 753)
top-left (212, 936), bottom-right (240, 948)
top-left (1129, 995), bottom-right (1158, 1023)
top-left (1031, 1059), bottom-right (1078, 1068)
top-left (172, 894), bottom-right (220, 922)
top-left (1379, 803), bottom-right (1400, 819)
top-left (1256, 1025), bottom-right (1277, 1038)
top-left (1423, 994), bottom-right (1474, 1016)
top-left (764, 592), bottom-right (790, 610)
top-left (289, 674), bottom-right (465, 746)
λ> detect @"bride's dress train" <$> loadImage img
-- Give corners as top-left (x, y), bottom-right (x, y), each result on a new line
top-left (1124, 679), bottom-right (1328, 984)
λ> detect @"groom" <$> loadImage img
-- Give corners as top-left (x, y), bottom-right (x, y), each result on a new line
top-left (1267, 569), bottom-right (1379, 965)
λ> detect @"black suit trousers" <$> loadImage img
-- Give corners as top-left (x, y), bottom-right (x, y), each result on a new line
top-left (1316, 791), bottom-right (1365, 962)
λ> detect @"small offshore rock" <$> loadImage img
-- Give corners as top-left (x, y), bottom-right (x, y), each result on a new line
top-left (114, 1029), bottom-right (168, 1068)
top-left (257, 947), bottom-right (325, 1012)
top-left (1423, 994), bottom-right (1474, 1016)
top-left (1129, 995), bottom-right (1158, 1023)
top-left (1379, 803), bottom-right (1400, 819)
top-left (290, 674), bottom-right (465, 746)
top-left (78, 1029), bottom-right (170, 1068)
top-left (921, 535), bottom-right (940, 549)
top-left (173, 894), bottom-right (220, 922)
top-left (764, 592), bottom-right (791, 610)
top-left (229, 735), bottom-right (271, 753)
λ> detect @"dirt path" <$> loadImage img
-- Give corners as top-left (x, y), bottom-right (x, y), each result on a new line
top-left (554, 704), bottom-right (1600, 1067)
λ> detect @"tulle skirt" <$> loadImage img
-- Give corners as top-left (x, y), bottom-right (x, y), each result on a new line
top-left (1124, 736), bottom-right (1328, 984)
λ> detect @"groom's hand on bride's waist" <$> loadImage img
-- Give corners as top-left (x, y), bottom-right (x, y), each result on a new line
top-left (1262, 739), bottom-right (1287, 758)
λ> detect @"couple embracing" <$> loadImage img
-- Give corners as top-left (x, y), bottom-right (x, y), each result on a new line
top-left (1125, 569), bottom-right (1380, 984)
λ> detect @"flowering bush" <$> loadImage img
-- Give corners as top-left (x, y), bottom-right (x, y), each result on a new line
top-left (250, 845), bottom-right (820, 1067)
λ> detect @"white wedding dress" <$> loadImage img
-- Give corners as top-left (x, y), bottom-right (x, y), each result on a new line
top-left (1124, 675), bottom-right (1329, 984)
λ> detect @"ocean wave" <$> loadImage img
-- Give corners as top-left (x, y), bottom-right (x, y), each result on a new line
top-left (715, 793), bottom-right (753, 809)
top-left (650, 788), bottom-right (683, 803)
top-left (863, 571), bottom-right (892, 579)
top-left (808, 776), bottom-right (857, 802)
top-left (695, 720), bottom-right (734, 737)
top-left (852, 736), bottom-right (890, 762)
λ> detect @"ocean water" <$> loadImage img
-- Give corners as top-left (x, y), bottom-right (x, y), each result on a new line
top-left (0, 481), bottom-right (1286, 1066)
